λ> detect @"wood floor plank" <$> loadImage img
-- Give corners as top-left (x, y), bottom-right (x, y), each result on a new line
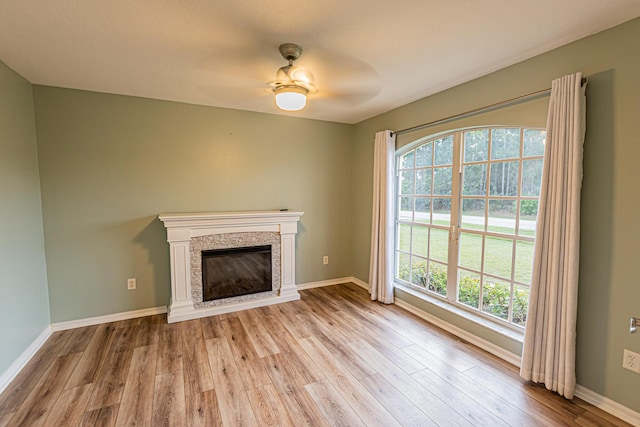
top-left (220, 313), bottom-right (272, 390)
top-left (358, 373), bottom-right (437, 427)
top-left (152, 370), bottom-right (186, 427)
top-left (256, 310), bottom-right (327, 384)
top-left (43, 383), bottom-right (94, 426)
top-left (236, 308), bottom-right (281, 358)
top-left (200, 313), bottom-right (226, 340)
top-left (294, 311), bottom-right (377, 380)
top-left (156, 322), bottom-right (183, 374)
top-left (348, 338), bottom-right (473, 427)
top-left (247, 383), bottom-right (296, 427)
top-left (267, 300), bottom-right (314, 340)
top-left (8, 352), bottom-right (82, 426)
top-left (262, 352), bottom-right (330, 427)
top-left (80, 404), bottom-right (119, 427)
top-left (66, 322), bottom-right (117, 388)
top-left (207, 337), bottom-right (259, 426)
top-left (185, 389), bottom-right (222, 427)
top-left (299, 335), bottom-right (402, 427)
top-left (331, 309), bottom-right (428, 375)
top-left (115, 344), bottom-right (158, 426)
top-left (86, 326), bottom-right (138, 411)
top-left (57, 325), bottom-right (99, 356)
top-left (179, 320), bottom-right (214, 396)
top-left (305, 379), bottom-right (366, 427)
top-left (411, 366), bottom-right (510, 426)
top-left (134, 323), bottom-right (161, 348)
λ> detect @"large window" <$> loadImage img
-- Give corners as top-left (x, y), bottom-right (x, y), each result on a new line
top-left (395, 127), bottom-right (545, 328)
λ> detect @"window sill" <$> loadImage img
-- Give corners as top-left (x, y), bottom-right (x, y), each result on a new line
top-left (394, 282), bottom-right (524, 344)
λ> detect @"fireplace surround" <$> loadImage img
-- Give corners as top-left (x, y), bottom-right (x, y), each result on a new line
top-left (159, 211), bottom-right (303, 323)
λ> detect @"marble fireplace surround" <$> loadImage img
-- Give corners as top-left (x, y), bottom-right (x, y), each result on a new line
top-left (159, 211), bottom-right (303, 323)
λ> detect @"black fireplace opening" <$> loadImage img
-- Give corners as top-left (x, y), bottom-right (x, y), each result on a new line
top-left (201, 245), bottom-right (272, 302)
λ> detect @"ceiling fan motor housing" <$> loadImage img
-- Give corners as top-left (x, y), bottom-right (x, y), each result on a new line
top-left (279, 43), bottom-right (303, 62)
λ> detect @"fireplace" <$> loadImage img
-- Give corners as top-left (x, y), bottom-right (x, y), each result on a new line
top-left (202, 245), bottom-right (272, 302)
top-left (159, 211), bottom-right (303, 323)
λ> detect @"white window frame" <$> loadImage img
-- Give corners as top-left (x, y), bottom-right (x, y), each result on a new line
top-left (394, 126), bottom-right (544, 330)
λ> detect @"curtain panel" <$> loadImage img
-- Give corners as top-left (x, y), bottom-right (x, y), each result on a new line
top-left (520, 72), bottom-right (587, 399)
top-left (368, 130), bottom-right (396, 304)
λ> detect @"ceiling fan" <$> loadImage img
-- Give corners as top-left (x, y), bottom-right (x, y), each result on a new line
top-left (270, 43), bottom-right (317, 111)
top-left (199, 41), bottom-right (380, 112)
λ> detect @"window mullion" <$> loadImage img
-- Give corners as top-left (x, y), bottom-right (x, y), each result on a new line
top-left (446, 132), bottom-right (462, 302)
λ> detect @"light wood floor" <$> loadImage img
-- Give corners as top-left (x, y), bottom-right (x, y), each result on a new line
top-left (0, 283), bottom-right (630, 426)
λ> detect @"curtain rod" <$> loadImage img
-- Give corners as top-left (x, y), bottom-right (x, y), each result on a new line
top-left (391, 77), bottom-right (587, 137)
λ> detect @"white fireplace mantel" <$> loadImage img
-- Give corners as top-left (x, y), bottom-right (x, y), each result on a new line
top-left (159, 210), bottom-right (303, 323)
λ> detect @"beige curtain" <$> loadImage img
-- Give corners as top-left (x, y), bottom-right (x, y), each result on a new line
top-left (520, 73), bottom-right (587, 399)
top-left (368, 130), bottom-right (396, 304)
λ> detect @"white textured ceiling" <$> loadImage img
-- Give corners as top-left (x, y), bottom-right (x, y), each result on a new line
top-left (1, 1), bottom-right (639, 124)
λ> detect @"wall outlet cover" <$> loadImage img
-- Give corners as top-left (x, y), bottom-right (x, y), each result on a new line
top-left (623, 349), bottom-right (640, 373)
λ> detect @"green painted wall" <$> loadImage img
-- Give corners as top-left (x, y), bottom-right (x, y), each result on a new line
top-left (0, 61), bottom-right (50, 374)
top-left (33, 87), bottom-right (354, 322)
top-left (352, 17), bottom-right (640, 411)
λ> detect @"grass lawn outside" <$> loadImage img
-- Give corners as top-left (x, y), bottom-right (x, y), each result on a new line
top-left (397, 222), bottom-right (533, 325)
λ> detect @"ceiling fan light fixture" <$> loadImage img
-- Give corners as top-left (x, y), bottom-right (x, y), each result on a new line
top-left (274, 85), bottom-right (308, 111)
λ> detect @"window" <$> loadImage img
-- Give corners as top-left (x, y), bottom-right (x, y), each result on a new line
top-left (395, 127), bottom-right (545, 328)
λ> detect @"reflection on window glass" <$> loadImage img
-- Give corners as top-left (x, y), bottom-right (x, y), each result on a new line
top-left (429, 261), bottom-right (447, 296)
top-left (398, 197), bottom-right (412, 221)
top-left (434, 167), bottom-right (452, 195)
top-left (490, 161), bottom-right (518, 196)
top-left (515, 241), bottom-right (534, 284)
top-left (461, 199), bottom-right (485, 230)
top-left (488, 199), bottom-right (516, 234)
top-left (458, 270), bottom-right (481, 309)
top-left (415, 197), bottom-right (430, 224)
top-left (459, 233), bottom-right (482, 271)
top-left (398, 223), bottom-right (411, 251)
top-left (397, 252), bottom-right (410, 282)
top-left (432, 198), bottom-right (451, 226)
top-left (434, 136), bottom-right (454, 165)
top-left (400, 170), bottom-right (414, 195)
top-left (416, 143), bottom-right (432, 167)
top-left (524, 130), bottom-right (546, 157)
top-left (482, 278), bottom-right (510, 320)
top-left (464, 129), bottom-right (489, 162)
top-left (400, 150), bottom-right (414, 169)
top-left (519, 200), bottom-right (538, 236)
top-left (463, 164), bottom-right (487, 196)
top-left (521, 159), bottom-right (543, 196)
top-left (491, 128), bottom-right (520, 160)
top-left (415, 169), bottom-right (432, 195)
top-left (412, 225), bottom-right (429, 258)
top-left (484, 236), bottom-right (513, 279)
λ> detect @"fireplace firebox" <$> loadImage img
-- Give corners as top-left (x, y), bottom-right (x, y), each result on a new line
top-left (202, 245), bottom-right (272, 302)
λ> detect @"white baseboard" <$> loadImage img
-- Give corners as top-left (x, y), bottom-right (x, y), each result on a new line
top-left (51, 306), bottom-right (168, 331)
top-left (575, 385), bottom-right (640, 426)
top-left (297, 277), bottom-right (355, 290)
top-left (349, 276), bottom-right (370, 291)
top-left (0, 325), bottom-right (52, 395)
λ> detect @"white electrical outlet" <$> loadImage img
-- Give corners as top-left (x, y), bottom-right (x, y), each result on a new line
top-left (127, 278), bottom-right (136, 290)
top-left (323, 256), bottom-right (329, 265)
top-left (623, 349), bottom-right (640, 373)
